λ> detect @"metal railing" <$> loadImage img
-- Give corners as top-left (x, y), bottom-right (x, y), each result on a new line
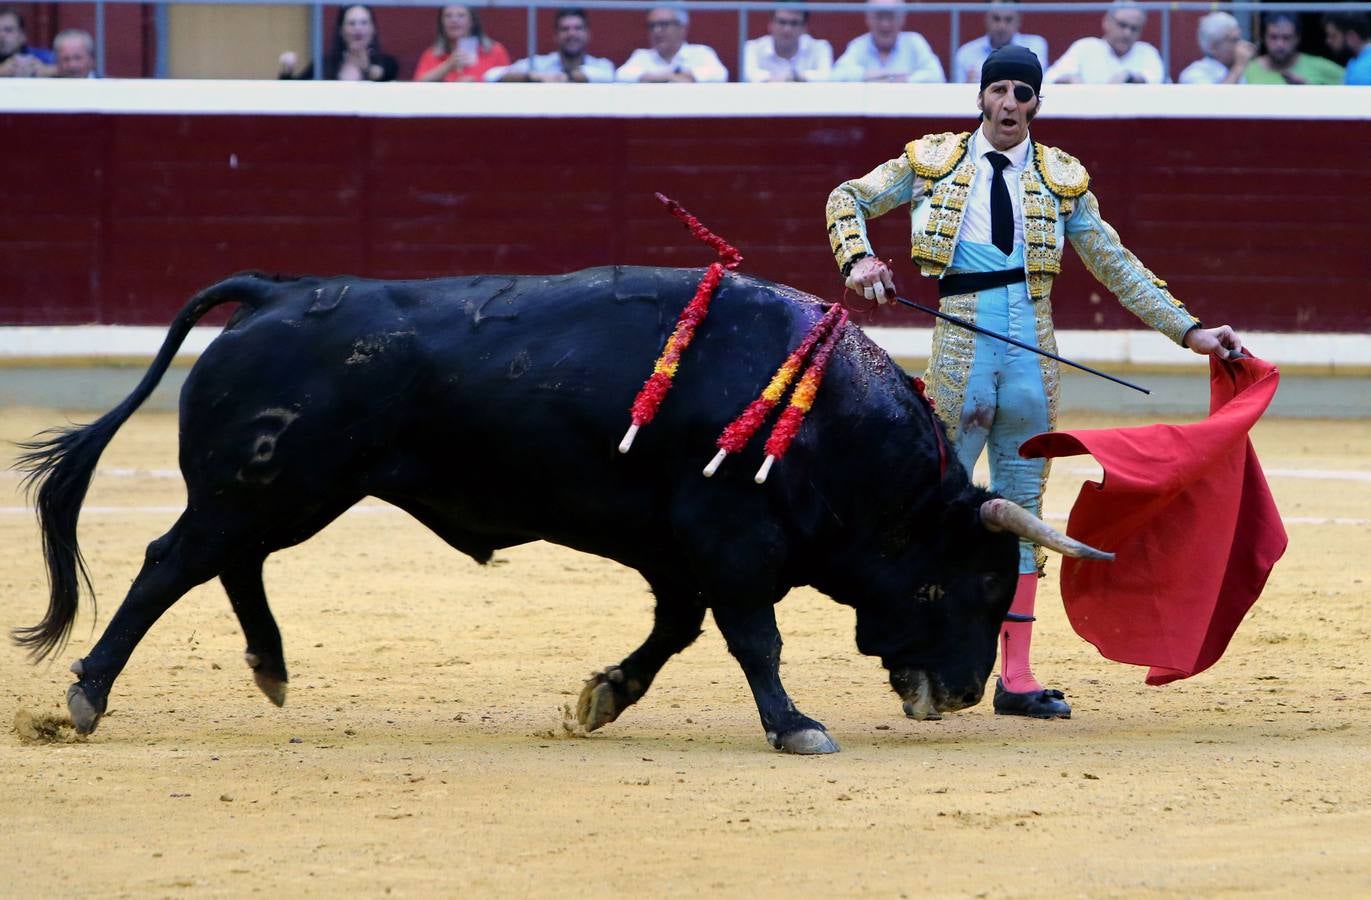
top-left (59, 0), bottom-right (1371, 81)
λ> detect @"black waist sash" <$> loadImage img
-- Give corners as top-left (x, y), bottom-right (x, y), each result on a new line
top-left (938, 267), bottom-right (1026, 298)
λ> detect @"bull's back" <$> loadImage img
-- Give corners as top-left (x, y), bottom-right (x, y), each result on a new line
top-left (393, 267), bottom-right (833, 542)
top-left (404, 267), bottom-right (808, 448)
top-left (175, 267), bottom-right (919, 558)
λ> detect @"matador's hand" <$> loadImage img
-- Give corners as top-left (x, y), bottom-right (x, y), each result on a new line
top-left (1184, 325), bottom-right (1244, 360)
top-left (845, 257), bottom-right (896, 305)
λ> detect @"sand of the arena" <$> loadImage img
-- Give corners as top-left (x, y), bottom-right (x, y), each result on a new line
top-left (1, 406), bottom-right (1368, 896)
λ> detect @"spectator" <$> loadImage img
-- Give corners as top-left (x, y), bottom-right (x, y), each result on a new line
top-left (415, 4), bottom-right (509, 83)
top-left (1244, 13), bottom-right (1344, 85)
top-left (831, 0), bottom-right (945, 83)
top-left (616, 5), bottom-right (728, 83)
top-left (51, 28), bottom-right (97, 78)
top-left (1044, 0), bottom-right (1163, 84)
top-left (951, 0), bottom-right (1048, 84)
top-left (487, 8), bottom-right (613, 83)
top-left (1324, 11), bottom-right (1371, 85)
top-left (279, 5), bottom-right (398, 81)
top-left (1178, 12), bottom-right (1253, 84)
top-left (743, 0), bottom-right (833, 83)
top-left (0, 7), bottom-right (55, 78)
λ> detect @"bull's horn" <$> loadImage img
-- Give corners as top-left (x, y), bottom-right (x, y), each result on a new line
top-left (980, 498), bottom-right (1114, 561)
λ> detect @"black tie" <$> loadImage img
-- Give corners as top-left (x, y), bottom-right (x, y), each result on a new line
top-left (986, 151), bottom-right (1014, 256)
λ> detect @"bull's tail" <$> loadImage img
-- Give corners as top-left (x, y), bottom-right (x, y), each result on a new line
top-left (12, 273), bottom-right (279, 661)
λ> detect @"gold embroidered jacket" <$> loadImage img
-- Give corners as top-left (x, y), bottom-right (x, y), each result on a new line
top-left (825, 130), bottom-right (1199, 346)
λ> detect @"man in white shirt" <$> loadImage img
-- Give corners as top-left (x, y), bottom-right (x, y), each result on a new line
top-left (831, 0), bottom-right (945, 83)
top-left (1178, 11), bottom-right (1254, 84)
top-left (487, 8), bottom-right (614, 83)
top-left (743, 0), bottom-right (833, 82)
top-left (952, 0), bottom-right (1048, 84)
top-left (51, 28), bottom-right (97, 79)
top-left (616, 5), bottom-right (728, 83)
top-left (829, 45), bottom-right (1243, 719)
top-left (1045, 0), bottom-right (1164, 84)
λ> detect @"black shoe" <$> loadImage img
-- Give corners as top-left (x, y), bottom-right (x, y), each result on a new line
top-left (993, 678), bottom-right (1071, 719)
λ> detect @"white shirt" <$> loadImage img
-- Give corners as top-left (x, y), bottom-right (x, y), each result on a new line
top-left (1044, 37), bottom-right (1165, 84)
top-left (951, 33), bottom-right (1050, 84)
top-left (743, 33), bottom-right (833, 82)
top-left (615, 43), bottom-right (728, 83)
top-left (831, 32), bottom-right (946, 83)
top-left (483, 51), bottom-right (616, 83)
top-left (958, 128), bottom-right (1031, 249)
top-left (1178, 55), bottom-right (1237, 84)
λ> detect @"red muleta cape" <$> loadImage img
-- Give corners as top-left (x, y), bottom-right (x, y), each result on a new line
top-left (1019, 354), bottom-right (1288, 685)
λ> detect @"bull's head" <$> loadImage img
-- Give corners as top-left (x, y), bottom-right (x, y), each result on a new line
top-left (858, 494), bottom-right (1111, 721)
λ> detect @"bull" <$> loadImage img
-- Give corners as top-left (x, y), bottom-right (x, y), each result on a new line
top-left (16, 266), bottom-right (1108, 753)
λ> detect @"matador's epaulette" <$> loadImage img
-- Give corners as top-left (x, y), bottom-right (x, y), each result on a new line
top-left (904, 132), bottom-right (970, 179)
top-left (1034, 144), bottom-right (1090, 198)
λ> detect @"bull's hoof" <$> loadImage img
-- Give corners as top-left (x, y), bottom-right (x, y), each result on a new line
top-left (245, 652), bottom-right (288, 707)
top-left (66, 684), bottom-right (104, 735)
top-left (253, 670), bottom-right (288, 707)
top-left (902, 701), bottom-right (943, 721)
top-left (769, 728), bottom-right (840, 755)
top-left (575, 668), bottom-right (626, 732)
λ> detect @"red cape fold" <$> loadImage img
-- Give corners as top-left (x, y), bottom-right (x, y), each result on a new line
top-left (1020, 354), bottom-right (1287, 685)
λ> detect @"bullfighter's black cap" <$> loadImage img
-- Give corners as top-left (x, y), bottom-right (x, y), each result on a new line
top-left (979, 45), bottom-right (1042, 94)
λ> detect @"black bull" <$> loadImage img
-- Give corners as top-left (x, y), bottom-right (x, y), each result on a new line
top-left (16, 266), bottom-right (1107, 753)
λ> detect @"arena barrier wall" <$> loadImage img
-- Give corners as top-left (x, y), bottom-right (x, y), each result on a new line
top-left (2, 81), bottom-right (1369, 371)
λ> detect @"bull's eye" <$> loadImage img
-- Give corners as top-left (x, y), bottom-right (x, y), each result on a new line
top-left (913, 584), bottom-right (946, 603)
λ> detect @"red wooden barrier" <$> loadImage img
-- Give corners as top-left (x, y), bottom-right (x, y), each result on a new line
top-left (2, 99), bottom-right (1367, 331)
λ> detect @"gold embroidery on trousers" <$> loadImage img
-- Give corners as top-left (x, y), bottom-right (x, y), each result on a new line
top-left (1030, 297), bottom-right (1060, 574)
top-left (922, 292), bottom-right (979, 442)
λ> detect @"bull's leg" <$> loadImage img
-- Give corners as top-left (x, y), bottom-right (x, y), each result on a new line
top-left (712, 603), bottom-right (839, 755)
top-left (220, 558), bottom-right (288, 707)
top-left (66, 514), bottom-right (227, 734)
top-left (576, 586), bottom-right (706, 732)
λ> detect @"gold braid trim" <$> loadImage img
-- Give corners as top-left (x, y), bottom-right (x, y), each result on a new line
top-left (1033, 143), bottom-right (1090, 198)
top-left (1019, 166), bottom-right (1060, 300)
top-left (905, 132), bottom-right (970, 180)
top-left (825, 153), bottom-right (921, 275)
top-left (912, 160), bottom-right (975, 271)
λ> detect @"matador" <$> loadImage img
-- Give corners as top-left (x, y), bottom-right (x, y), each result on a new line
top-left (826, 45), bottom-right (1242, 718)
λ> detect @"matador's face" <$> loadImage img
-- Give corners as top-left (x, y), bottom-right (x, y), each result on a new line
top-left (977, 79), bottom-right (1038, 151)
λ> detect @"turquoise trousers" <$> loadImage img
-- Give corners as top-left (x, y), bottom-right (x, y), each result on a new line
top-left (926, 241), bottom-right (1054, 575)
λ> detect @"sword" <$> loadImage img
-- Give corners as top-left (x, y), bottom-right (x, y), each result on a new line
top-left (888, 293), bottom-right (1152, 396)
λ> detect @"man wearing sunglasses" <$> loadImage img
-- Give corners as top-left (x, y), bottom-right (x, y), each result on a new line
top-left (826, 45), bottom-right (1242, 719)
top-left (1045, 0), bottom-right (1163, 84)
top-left (616, 5), bottom-right (728, 83)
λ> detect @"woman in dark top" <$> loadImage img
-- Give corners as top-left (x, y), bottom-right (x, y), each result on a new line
top-left (278, 4), bottom-right (398, 81)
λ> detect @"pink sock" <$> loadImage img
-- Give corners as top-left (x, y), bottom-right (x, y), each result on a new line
top-left (999, 573), bottom-right (1045, 694)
